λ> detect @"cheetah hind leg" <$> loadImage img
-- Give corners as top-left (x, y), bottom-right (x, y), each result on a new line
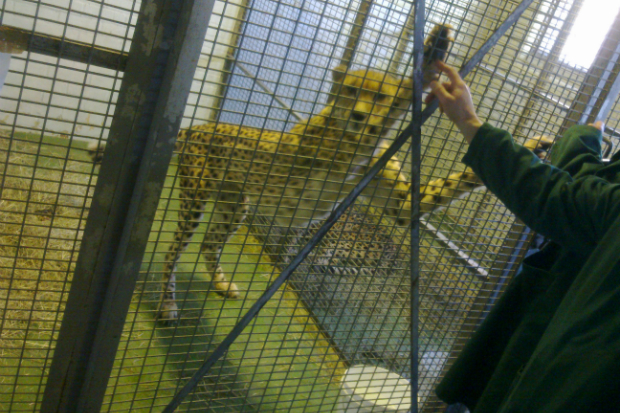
top-left (160, 191), bottom-right (207, 322)
top-left (200, 186), bottom-right (249, 299)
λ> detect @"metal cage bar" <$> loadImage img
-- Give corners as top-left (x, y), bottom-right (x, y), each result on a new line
top-left (40, 1), bottom-right (215, 411)
top-left (0, 25), bottom-right (128, 72)
top-left (561, 6), bottom-right (620, 133)
top-left (410, 0), bottom-right (426, 410)
top-left (420, 2), bottom-right (539, 410)
top-left (3, 0), bottom-right (620, 411)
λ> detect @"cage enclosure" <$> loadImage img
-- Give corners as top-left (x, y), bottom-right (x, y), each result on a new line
top-left (1, 0), bottom-right (620, 412)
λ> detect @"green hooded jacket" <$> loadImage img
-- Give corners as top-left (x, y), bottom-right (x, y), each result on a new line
top-left (435, 123), bottom-right (620, 412)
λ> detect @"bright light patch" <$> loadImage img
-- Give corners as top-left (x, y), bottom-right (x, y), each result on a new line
top-left (561, 0), bottom-right (620, 68)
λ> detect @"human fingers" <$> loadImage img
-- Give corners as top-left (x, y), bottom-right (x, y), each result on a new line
top-left (429, 80), bottom-right (452, 102)
top-left (435, 60), bottom-right (463, 85)
top-left (424, 91), bottom-right (435, 105)
top-left (587, 121), bottom-right (605, 132)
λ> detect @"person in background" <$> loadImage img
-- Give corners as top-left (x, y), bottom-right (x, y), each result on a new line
top-left (427, 60), bottom-right (620, 412)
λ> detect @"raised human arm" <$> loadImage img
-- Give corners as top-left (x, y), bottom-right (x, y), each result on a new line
top-left (426, 62), bottom-right (620, 253)
top-left (424, 60), bottom-right (483, 143)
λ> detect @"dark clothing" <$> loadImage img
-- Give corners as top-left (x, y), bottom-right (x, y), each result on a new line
top-left (436, 123), bottom-right (620, 412)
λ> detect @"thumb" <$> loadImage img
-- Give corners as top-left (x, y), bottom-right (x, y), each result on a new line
top-left (589, 120), bottom-right (604, 132)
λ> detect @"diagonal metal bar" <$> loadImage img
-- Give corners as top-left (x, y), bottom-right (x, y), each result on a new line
top-left (40, 1), bottom-right (215, 412)
top-left (163, 97), bottom-right (421, 413)
top-left (163, 3), bottom-right (536, 409)
top-left (235, 48), bottom-right (487, 284)
top-left (161, 1), bottom-right (536, 410)
top-left (232, 56), bottom-right (304, 121)
top-left (422, 0), bottom-right (536, 123)
top-left (420, 219), bottom-right (489, 279)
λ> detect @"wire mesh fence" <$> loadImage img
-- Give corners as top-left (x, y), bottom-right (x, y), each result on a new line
top-left (0, 0), bottom-right (619, 412)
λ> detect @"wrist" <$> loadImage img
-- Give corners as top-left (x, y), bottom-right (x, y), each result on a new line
top-left (458, 117), bottom-right (483, 143)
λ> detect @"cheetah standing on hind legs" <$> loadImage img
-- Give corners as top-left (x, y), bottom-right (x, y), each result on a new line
top-left (90, 24), bottom-right (486, 321)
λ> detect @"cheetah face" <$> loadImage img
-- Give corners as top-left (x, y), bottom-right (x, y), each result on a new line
top-left (330, 24), bottom-right (453, 136)
top-left (331, 69), bottom-right (413, 136)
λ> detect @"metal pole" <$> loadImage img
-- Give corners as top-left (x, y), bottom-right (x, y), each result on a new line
top-left (340, 0), bottom-right (373, 68)
top-left (512, 0), bottom-right (584, 139)
top-left (0, 25), bottom-right (128, 71)
top-left (40, 1), bottom-right (215, 412)
top-left (410, 0), bottom-right (425, 409)
top-left (327, 0), bottom-right (373, 101)
top-left (560, 7), bottom-right (620, 132)
top-left (390, 4), bottom-right (417, 75)
top-left (209, 0), bottom-right (251, 121)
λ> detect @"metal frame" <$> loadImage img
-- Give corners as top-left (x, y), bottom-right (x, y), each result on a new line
top-left (40, 1), bottom-right (215, 411)
top-left (561, 7), bottom-right (620, 132)
top-left (410, 0), bottom-right (426, 410)
top-left (0, 26), bottom-right (129, 72)
top-left (4, 0), bottom-right (615, 411)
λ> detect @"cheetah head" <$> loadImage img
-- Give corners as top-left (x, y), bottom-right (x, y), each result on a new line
top-left (331, 67), bottom-right (414, 136)
top-left (330, 24), bottom-right (453, 136)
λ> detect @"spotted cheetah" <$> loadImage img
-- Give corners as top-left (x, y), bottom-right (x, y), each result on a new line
top-left (90, 25), bottom-right (488, 321)
top-left (157, 25), bottom-right (469, 319)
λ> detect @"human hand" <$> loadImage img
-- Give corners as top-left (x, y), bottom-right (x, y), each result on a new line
top-left (425, 60), bottom-right (483, 143)
top-left (588, 120), bottom-right (605, 132)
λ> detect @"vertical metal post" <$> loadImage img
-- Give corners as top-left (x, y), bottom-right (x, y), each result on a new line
top-left (512, 0), bottom-right (584, 139)
top-left (40, 1), bottom-right (215, 412)
top-left (340, 0), bottom-right (373, 68)
top-left (390, 4), bottom-right (417, 75)
top-left (560, 7), bottom-right (620, 132)
top-left (410, 0), bottom-right (425, 410)
top-left (209, 0), bottom-right (251, 121)
top-left (329, 0), bottom-right (373, 100)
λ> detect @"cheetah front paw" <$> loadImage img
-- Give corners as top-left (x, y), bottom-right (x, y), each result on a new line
top-left (214, 281), bottom-right (240, 299)
top-left (158, 300), bottom-right (179, 323)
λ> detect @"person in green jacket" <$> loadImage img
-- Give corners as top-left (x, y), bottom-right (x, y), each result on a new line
top-left (426, 60), bottom-right (620, 412)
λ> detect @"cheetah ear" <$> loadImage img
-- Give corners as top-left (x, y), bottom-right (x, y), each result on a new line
top-left (328, 64), bottom-right (350, 103)
top-left (332, 64), bottom-right (349, 83)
